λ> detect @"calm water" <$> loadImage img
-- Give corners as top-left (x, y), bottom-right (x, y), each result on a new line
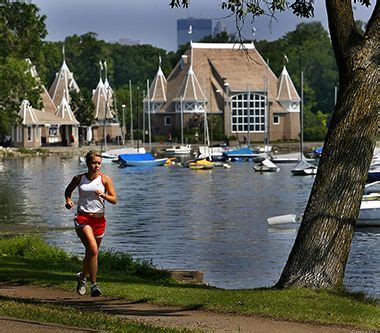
top-left (0, 156), bottom-right (378, 298)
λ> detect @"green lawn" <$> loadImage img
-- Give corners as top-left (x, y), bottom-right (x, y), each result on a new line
top-left (0, 235), bottom-right (379, 331)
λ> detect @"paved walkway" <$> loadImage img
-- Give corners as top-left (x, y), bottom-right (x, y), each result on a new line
top-left (0, 284), bottom-right (364, 333)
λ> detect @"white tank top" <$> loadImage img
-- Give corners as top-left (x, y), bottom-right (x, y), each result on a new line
top-left (77, 174), bottom-right (105, 214)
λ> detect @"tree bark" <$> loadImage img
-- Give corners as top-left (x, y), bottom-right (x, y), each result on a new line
top-left (276, 1), bottom-right (379, 289)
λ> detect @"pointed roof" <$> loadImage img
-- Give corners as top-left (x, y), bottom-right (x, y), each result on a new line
top-left (18, 99), bottom-right (79, 125)
top-left (92, 78), bottom-right (114, 120)
top-left (24, 59), bottom-right (57, 114)
top-left (174, 65), bottom-right (206, 102)
top-left (277, 66), bottom-right (300, 102)
top-left (19, 100), bottom-right (38, 125)
top-left (145, 65), bottom-right (167, 103)
top-left (41, 86), bottom-right (57, 114)
top-left (49, 59), bottom-right (80, 107)
top-left (56, 96), bottom-right (80, 125)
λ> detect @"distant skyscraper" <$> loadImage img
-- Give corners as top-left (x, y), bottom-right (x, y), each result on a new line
top-left (177, 18), bottom-right (212, 48)
top-left (8, 0), bottom-right (32, 3)
top-left (213, 21), bottom-right (227, 36)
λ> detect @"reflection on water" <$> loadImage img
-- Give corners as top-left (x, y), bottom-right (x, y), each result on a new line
top-left (0, 156), bottom-right (378, 298)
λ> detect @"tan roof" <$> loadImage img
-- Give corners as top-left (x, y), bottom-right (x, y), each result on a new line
top-left (41, 86), bottom-right (57, 113)
top-left (277, 66), bottom-right (300, 102)
top-left (92, 78), bottom-right (115, 120)
top-left (174, 65), bottom-right (206, 102)
top-left (19, 99), bottom-right (78, 125)
top-left (48, 60), bottom-right (80, 107)
top-left (159, 42), bottom-right (286, 114)
top-left (55, 96), bottom-right (80, 125)
top-left (146, 66), bottom-right (167, 102)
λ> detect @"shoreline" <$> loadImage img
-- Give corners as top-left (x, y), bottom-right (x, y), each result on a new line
top-left (0, 141), bottom-right (324, 158)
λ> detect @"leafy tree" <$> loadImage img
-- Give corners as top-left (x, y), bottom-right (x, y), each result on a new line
top-left (0, 0), bottom-right (47, 65)
top-left (70, 89), bottom-right (94, 127)
top-left (171, 0), bottom-right (380, 291)
top-left (64, 33), bottom-right (106, 90)
top-left (0, 58), bottom-right (41, 140)
top-left (0, 1), bottom-right (46, 140)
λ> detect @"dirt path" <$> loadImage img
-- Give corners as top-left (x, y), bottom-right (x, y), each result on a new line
top-left (0, 283), bottom-right (364, 332)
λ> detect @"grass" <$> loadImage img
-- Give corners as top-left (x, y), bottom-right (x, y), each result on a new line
top-left (0, 298), bottom-right (179, 332)
top-left (0, 235), bottom-right (379, 331)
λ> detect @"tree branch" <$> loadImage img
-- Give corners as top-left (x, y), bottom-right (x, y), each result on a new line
top-left (364, 0), bottom-right (380, 44)
top-left (325, 0), bottom-right (361, 82)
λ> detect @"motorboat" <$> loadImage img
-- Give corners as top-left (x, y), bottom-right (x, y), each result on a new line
top-left (268, 182), bottom-right (380, 227)
top-left (165, 144), bottom-right (191, 155)
top-left (197, 145), bottom-right (227, 160)
top-left (118, 153), bottom-right (167, 167)
top-left (188, 159), bottom-right (214, 170)
top-left (102, 147), bottom-right (146, 159)
top-left (359, 181), bottom-right (380, 226)
top-left (253, 158), bottom-right (279, 172)
top-left (223, 147), bottom-right (267, 161)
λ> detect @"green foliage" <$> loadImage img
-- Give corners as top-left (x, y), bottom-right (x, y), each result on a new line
top-left (256, 22), bottom-right (338, 116)
top-left (98, 249), bottom-right (170, 280)
top-left (0, 58), bottom-right (42, 140)
top-left (0, 0), bottom-right (47, 65)
top-left (304, 110), bottom-right (328, 141)
top-left (0, 235), bottom-right (69, 260)
top-left (70, 89), bottom-right (95, 126)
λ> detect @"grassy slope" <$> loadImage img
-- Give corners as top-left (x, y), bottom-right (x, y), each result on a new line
top-left (0, 235), bottom-right (378, 331)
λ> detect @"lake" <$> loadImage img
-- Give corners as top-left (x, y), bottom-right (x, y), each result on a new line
top-left (0, 156), bottom-right (378, 298)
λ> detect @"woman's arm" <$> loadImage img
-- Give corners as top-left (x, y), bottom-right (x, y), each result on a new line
top-left (97, 174), bottom-right (117, 205)
top-left (64, 175), bottom-right (81, 209)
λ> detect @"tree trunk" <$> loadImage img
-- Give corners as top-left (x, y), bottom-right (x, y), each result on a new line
top-left (276, 1), bottom-right (379, 289)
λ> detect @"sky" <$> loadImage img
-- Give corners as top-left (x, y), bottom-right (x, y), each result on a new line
top-left (32, 0), bottom-right (374, 52)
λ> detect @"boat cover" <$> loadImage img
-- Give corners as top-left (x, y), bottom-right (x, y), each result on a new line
top-left (119, 153), bottom-right (155, 162)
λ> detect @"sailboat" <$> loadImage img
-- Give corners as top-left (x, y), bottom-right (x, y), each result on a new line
top-left (102, 78), bottom-right (145, 160)
top-left (291, 67), bottom-right (317, 175)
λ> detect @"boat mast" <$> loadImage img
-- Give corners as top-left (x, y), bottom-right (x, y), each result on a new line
top-left (100, 60), bottom-right (109, 153)
top-left (265, 58), bottom-right (270, 148)
top-left (146, 78), bottom-right (152, 152)
top-left (300, 52), bottom-right (304, 160)
top-left (129, 80), bottom-right (134, 147)
top-left (247, 85), bottom-right (251, 147)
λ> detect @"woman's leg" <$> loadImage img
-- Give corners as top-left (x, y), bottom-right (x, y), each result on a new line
top-left (77, 226), bottom-right (101, 284)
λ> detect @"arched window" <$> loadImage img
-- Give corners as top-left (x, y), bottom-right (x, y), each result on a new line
top-left (231, 92), bottom-right (266, 133)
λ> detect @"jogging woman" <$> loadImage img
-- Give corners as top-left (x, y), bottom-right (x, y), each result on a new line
top-left (64, 150), bottom-right (117, 296)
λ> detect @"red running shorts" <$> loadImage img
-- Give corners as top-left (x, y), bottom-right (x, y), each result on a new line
top-left (74, 213), bottom-right (107, 238)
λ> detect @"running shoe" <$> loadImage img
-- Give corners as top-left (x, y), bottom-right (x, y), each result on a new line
top-left (91, 284), bottom-right (102, 297)
top-left (76, 272), bottom-right (86, 295)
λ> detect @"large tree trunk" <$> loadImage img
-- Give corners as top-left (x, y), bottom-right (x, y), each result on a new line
top-left (276, 1), bottom-right (379, 289)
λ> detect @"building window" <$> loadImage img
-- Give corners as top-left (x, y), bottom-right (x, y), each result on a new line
top-left (273, 115), bottom-right (280, 125)
top-left (146, 102), bottom-right (163, 113)
top-left (164, 116), bottom-right (171, 127)
top-left (17, 126), bottom-right (22, 142)
top-left (290, 102), bottom-right (300, 111)
top-left (27, 126), bottom-right (33, 141)
top-left (49, 125), bottom-right (58, 136)
top-left (176, 101), bottom-right (206, 113)
top-left (231, 92), bottom-right (266, 133)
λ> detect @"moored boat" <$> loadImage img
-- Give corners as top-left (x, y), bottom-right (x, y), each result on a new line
top-left (188, 159), bottom-right (214, 170)
top-left (253, 158), bottom-right (279, 172)
top-left (118, 152), bottom-right (167, 167)
top-left (165, 144), bottom-right (191, 155)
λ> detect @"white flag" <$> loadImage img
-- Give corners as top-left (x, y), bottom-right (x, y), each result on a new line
top-left (103, 61), bottom-right (107, 70)
top-left (284, 54), bottom-right (289, 64)
top-left (99, 61), bottom-right (103, 70)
